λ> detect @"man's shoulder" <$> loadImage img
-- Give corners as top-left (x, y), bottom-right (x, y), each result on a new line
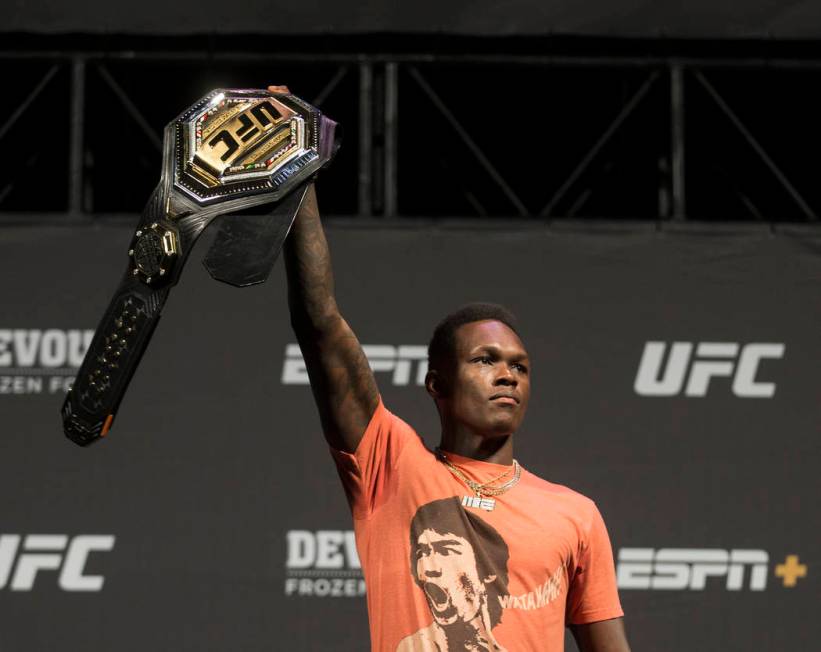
top-left (365, 400), bottom-right (431, 463)
top-left (357, 399), bottom-right (425, 447)
top-left (380, 402), bottom-right (418, 434)
top-left (520, 467), bottom-right (599, 513)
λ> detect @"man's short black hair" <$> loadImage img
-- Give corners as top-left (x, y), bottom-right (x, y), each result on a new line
top-left (428, 303), bottom-right (520, 374)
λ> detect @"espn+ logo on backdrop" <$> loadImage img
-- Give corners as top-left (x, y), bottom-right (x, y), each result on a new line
top-left (0, 329), bottom-right (94, 395)
top-left (634, 342), bottom-right (784, 397)
top-left (617, 548), bottom-right (808, 592)
top-left (284, 530), bottom-right (365, 598)
top-left (282, 344), bottom-right (428, 386)
top-left (0, 534), bottom-right (115, 592)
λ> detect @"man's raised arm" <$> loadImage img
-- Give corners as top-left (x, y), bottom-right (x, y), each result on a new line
top-left (283, 182), bottom-right (379, 452)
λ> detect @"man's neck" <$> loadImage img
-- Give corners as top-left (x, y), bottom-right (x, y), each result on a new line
top-left (436, 607), bottom-right (503, 651)
top-left (438, 425), bottom-right (514, 465)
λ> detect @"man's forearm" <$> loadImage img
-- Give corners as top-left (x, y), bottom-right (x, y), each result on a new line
top-left (284, 184), bottom-right (341, 332)
top-left (281, 183), bottom-right (379, 451)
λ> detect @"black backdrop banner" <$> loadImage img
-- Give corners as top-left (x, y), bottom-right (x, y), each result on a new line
top-left (6, 0), bottom-right (821, 39)
top-left (0, 219), bottom-right (818, 651)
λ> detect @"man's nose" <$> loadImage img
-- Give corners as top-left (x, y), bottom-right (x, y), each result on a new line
top-left (494, 366), bottom-right (517, 386)
top-left (420, 560), bottom-right (442, 578)
top-left (419, 556), bottom-right (442, 577)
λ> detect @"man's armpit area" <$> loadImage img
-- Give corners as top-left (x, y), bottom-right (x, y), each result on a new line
top-left (330, 395), bottom-right (388, 457)
top-left (327, 397), bottom-right (402, 519)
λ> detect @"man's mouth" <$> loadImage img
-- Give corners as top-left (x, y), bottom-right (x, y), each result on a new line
top-left (490, 393), bottom-right (519, 405)
top-left (424, 582), bottom-right (450, 611)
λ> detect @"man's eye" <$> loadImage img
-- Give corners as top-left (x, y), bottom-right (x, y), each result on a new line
top-left (473, 356), bottom-right (492, 364)
top-left (513, 363), bottom-right (528, 373)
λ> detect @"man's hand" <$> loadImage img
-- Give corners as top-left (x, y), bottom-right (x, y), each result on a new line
top-left (267, 85), bottom-right (290, 94)
top-left (570, 618), bottom-right (630, 652)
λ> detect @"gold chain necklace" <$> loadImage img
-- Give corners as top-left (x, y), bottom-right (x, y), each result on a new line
top-left (435, 448), bottom-right (522, 511)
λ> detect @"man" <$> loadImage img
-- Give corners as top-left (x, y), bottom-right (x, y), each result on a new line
top-left (274, 84), bottom-right (629, 652)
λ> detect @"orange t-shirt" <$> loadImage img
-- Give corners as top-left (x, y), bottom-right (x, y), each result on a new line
top-left (331, 399), bottom-right (623, 651)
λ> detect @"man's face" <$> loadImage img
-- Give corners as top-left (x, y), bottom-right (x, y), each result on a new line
top-left (440, 320), bottom-right (530, 437)
top-left (414, 528), bottom-right (490, 626)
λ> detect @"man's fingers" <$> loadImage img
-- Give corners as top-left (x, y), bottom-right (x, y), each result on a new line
top-left (267, 85), bottom-right (290, 94)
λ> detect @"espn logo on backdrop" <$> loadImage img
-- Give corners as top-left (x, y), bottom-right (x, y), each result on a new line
top-left (0, 534), bottom-right (115, 591)
top-left (0, 329), bottom-right (94, 395)
top-left (634, 342), bottom-right (784, 397)
top-left (282, 344), bottom-right (428, 386)
top-left (284, 530), bottom-right (365, 597)
top-left (617, 548), bottom-right (768, 591)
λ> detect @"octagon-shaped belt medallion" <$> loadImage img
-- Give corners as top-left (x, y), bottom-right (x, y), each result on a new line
top-left (171, 89), bottom-right (324, 204)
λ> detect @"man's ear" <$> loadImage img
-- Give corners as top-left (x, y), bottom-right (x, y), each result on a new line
top-left (425, 369), bottom-right (445, 398)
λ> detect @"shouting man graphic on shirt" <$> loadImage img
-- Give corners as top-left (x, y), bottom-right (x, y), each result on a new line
top-left (400, 497), bottom-right (510, 651)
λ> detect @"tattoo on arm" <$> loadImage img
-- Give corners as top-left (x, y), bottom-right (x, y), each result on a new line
top-left (284, 185), bottom-right (379, 452)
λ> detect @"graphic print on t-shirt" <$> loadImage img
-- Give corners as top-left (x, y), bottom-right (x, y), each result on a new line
top-left (397, 497), bottom-right (511, 652)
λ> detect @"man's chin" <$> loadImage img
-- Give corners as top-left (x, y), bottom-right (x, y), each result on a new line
top-left (484, 415), bottom-right (523, 438)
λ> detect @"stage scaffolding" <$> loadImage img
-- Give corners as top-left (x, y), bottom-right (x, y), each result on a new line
top-left (1, 47), bottom-right (820, 224)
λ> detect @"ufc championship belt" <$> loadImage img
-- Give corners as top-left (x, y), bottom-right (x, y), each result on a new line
top-left (62, 89), bottom-right (340, 446)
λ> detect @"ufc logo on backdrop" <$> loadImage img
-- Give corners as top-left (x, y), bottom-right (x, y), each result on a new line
top-left (634, 342), bottom-right (785, 397)
top-left (0, 535), bottom-right (115, 591)
top-left (282, 344), bottom-right (428, 386)
top-left (617, 548), bottom-right (769, 591)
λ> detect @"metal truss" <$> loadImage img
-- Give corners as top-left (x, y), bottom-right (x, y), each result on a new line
top-left (1, 49), bottom-right (820, 223)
